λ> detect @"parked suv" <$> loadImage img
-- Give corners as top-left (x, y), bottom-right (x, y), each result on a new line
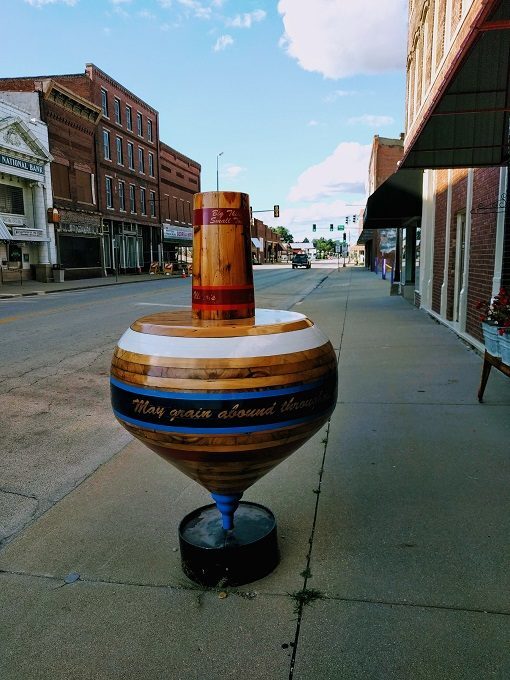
top-left (291, 254), bottom-right (311, 269)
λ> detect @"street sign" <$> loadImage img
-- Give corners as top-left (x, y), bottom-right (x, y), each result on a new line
top-left (335, 245), bottom-right (341, 253)
top-left (337, 225), bottom-right (344, 231)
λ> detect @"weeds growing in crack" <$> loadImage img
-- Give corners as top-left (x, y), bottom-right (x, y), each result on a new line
top-left (289, 588), bottom-right (324, 615)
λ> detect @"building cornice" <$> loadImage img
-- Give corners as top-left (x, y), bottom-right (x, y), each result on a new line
top-left (43, 80), bottom-right (102, 126)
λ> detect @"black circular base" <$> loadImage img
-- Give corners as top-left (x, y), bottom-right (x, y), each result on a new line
top-left (178, 501), bottom-right (279, 587)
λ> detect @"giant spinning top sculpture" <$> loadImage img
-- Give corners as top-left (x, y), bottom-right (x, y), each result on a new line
top-left (111, 191), bottom-right (337, 585)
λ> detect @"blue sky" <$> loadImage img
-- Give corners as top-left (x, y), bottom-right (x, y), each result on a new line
top-left (4, 0), bottom-right (407, 241)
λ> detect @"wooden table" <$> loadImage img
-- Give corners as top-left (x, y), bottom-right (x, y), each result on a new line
top-left (478, 350), bottom-right (510, 402)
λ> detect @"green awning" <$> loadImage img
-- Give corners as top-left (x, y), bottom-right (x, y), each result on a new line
top-left (363, 169), bottom-right (423, 229)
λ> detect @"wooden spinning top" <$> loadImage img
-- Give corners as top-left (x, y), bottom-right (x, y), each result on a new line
top-left (111, 191), bottom-right (337, 529)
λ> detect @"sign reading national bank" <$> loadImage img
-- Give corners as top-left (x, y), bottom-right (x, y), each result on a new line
top-left (0, 154), bottom-right (44, 175)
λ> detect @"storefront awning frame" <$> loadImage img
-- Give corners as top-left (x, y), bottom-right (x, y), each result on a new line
top-left (402, 0), bottom-right (510, 170)
top-left (363, 169), bottom-right (423, 229)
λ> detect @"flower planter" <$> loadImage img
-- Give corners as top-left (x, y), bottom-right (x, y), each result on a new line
top-left (482, 322), bottom-right (501, 358)
top-left (499, 331), bottom-right (510, 365)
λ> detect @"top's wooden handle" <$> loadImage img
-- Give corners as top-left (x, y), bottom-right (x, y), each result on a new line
top-left (192, 191), bottom-right (255, 321)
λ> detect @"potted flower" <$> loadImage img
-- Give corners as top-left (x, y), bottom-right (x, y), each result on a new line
top-left (477, 288), bottom-right (510, 359)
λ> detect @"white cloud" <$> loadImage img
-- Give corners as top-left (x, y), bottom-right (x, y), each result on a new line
top-left (227, 10), bottom-right (267, 28)
top-left (324, 89), bottom-right (358, 102)
top-left (24, 0), bottom-right (77, 6)
top-left (278, 0), bottom-right (406, 79)
top-left (223, 165), bottom-right (246, 178)
top-left (307, 120), bottom-right (319, 127)
top-left (348, 114), bottom-right (394, 126)
top-left (213, 34), bottom-right (234, 51)
top-left (110, 0), bottom-right (131, 4)
top-left (288, 142), bottom-right (370, 202)
top-left (138, 9), bottom-right (156, 19)
top-left (177, 0), bottom-right (212, 19)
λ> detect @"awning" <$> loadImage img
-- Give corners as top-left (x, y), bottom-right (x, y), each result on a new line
top-left (0, 217), bottom-right (13, 240)
top-left (251, 237), bottom-right (263, 249)
top-left (363, 169), bottom-right (423, 229)
top-left (402, 0), bottom-right (510, 169)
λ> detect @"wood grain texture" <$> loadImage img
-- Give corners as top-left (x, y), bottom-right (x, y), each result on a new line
top-left (192, 192), bottom-right (254, 321)
top-left (131, 310), bottom-right (311, 337)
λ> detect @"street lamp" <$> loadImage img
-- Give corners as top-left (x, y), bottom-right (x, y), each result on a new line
top-left (216, 151), bottom-right (223, 191)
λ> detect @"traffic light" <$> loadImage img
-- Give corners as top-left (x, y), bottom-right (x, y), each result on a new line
top-left (346, 216), bottom-right (349, 224)
top-left (352, 214), bottom-right (357, 223)
top-left (312, 224), bottom-right (316, 232)
top-left (343, 232), bottom-right (347, 241)
top-left (330, 224), bottom-right (333, 231)
top-left (273, 205), bottom-right (279, 218)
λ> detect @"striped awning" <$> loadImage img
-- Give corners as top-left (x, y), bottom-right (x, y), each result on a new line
top-left (0, 217), bottom-right (13, 240)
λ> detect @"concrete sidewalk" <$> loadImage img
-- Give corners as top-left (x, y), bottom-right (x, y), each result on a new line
top-left (1, 268), bottom-right (509, 679)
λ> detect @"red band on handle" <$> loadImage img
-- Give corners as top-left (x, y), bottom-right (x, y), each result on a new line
top-left (193, 207), bottom-right (250, 225)
top-left (192, 286), bottom-right (255, 306)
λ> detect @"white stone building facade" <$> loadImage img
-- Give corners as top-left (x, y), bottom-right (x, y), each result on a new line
top-left (0, 94), bottom-right (54, 280)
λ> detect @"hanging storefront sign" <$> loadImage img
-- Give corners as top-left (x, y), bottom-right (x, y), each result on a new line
top-left (163, 225), bottom-right (193, 244)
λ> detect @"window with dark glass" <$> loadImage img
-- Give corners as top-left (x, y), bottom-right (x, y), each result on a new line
top-left (127, 142), bottom-right (134, 170)
top-left (129, 184), bottom-right (136, 213)
top-left (150, 190), bottom-right (156, 217)
top-left (105, 177), bottom-right (113, 208)
top-left (116, 136), bottom-right (123, 165)
top-left (137, 112), bottom-right (143, 136)
top-left (0, 183), bottom-right (25, 213)
top-left (126, 105), bottom-right (133, 131)
top-left (140, 187), bottom-right (146, 215)
top-left (118, 181), bottom-right (125, 211)
top-left (114, 98), bottom-right (121, 125)
top-left (138, 147), bottom-right (145, 174)
top-left (148, 152), bottom-right (154, 177)
top-left (101, 89), bottom-right (109, 117)
top-left (103, 129), bottom-right (111, 160)
top-left (147, 119), bottom-right (153, 142)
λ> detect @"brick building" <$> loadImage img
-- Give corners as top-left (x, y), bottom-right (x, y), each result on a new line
top-left (0, 64), bottom-right (201, 278)
top-left (251, 219), bottom-right (283, 264)
top-left (402, 0), bottom-right (510, 347)
top-left (159, 142), bottom-right (201, 266)
top-left (364, 0), bottom-right (510, 349)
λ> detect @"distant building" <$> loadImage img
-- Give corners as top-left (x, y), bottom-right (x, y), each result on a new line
top-left (0, 94), bottom-right (54, 281)
top-left (0, 64), bottom-right (201, 278)
top-left (251, 219), bottom-right (284, 263)
top-left (159, 141), bottom-right (201, 265)
top-left (362, 0), bottom-right (510, 351)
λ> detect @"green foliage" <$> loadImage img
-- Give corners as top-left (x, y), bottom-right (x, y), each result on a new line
top-left (273, 226), bottom-right (294, 243)
top-left (312, 237), bottom-right (336, 258)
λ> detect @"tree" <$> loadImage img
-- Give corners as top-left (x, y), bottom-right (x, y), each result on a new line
top-left (313, 237), bottom-right (336, 259)
top-left (273, 226), bottom-right (294, 243)
top-left (302, 237), bottom-right (310, 243)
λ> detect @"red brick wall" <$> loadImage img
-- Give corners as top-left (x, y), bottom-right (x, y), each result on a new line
top-left (466, 167), bottom-right (500, 341)
top-left (159, 142), bottom-right (201, 225)
top-left (82, 66), bottom-right (160, 225)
